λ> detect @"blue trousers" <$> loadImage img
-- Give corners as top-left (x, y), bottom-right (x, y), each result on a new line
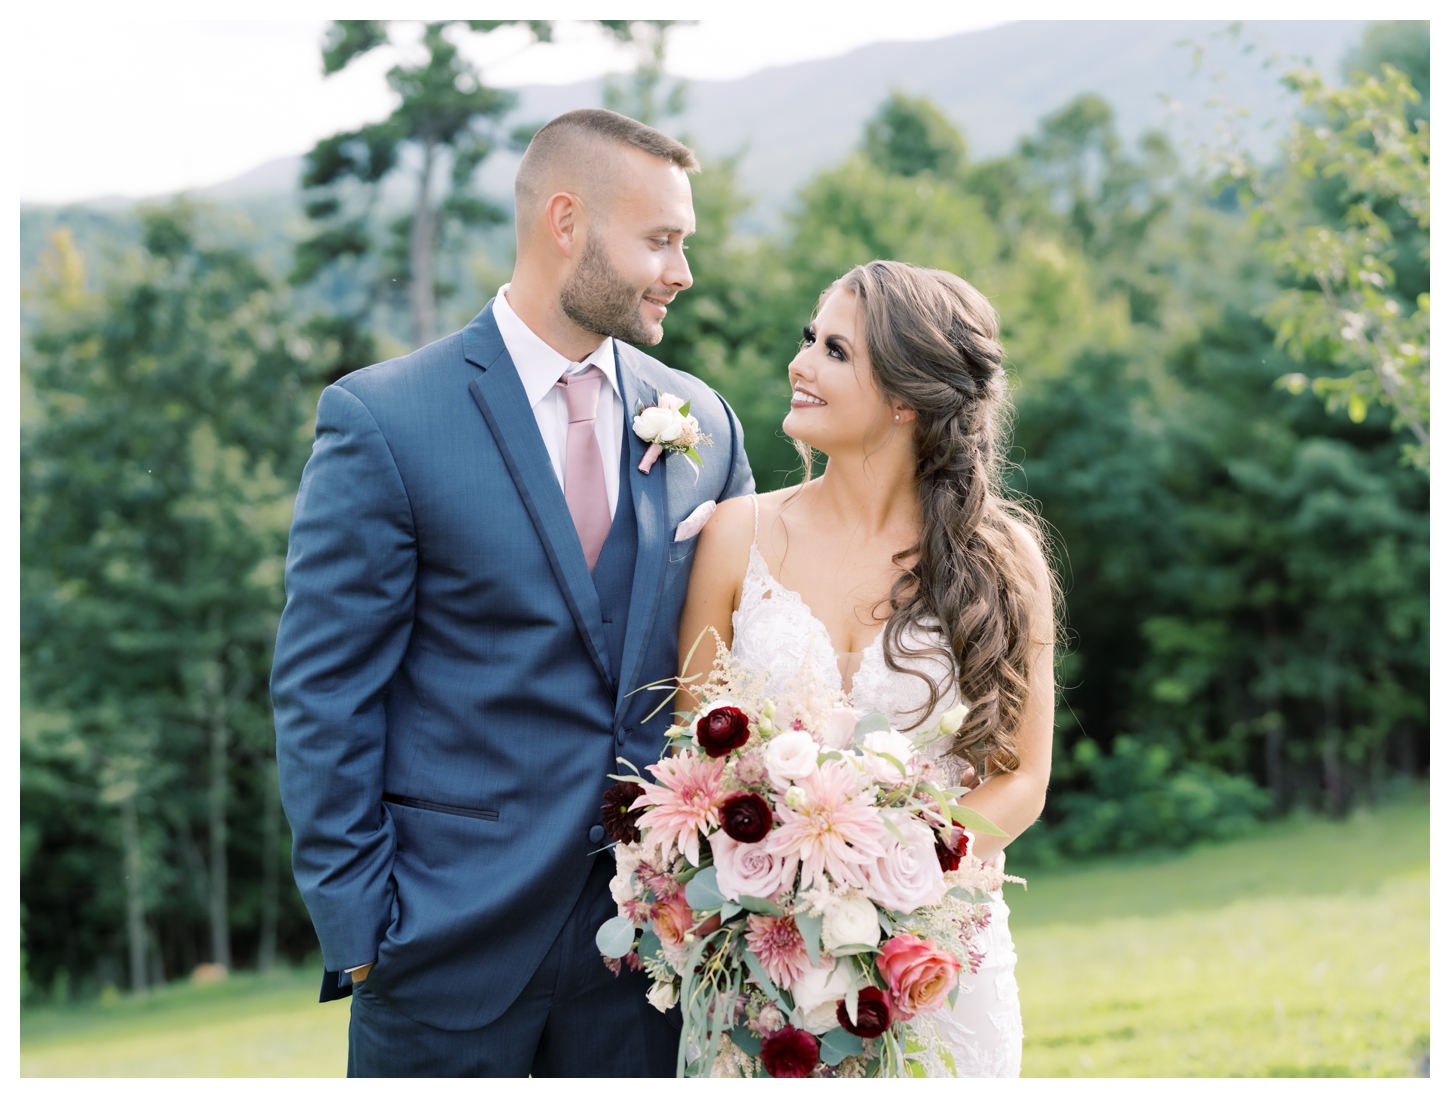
top-left (347, 852), bottom-right (679, 1077)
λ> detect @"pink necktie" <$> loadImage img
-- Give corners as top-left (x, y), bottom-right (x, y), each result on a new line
top-left (557, 365), bottom-right (611, 571)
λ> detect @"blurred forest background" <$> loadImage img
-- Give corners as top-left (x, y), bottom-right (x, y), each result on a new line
top-left (19, 18), bottom-right (1428, 1010)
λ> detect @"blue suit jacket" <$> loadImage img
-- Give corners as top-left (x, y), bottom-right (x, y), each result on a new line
top-left (271, 301), bottom-right (754, 1030)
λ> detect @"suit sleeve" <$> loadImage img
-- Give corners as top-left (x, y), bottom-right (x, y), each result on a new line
top-left (713, 388), bottom-right (756, 502)
top-left (270, 382), bottom-right (416, 972)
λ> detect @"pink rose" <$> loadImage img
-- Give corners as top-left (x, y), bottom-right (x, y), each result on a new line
top-left (819, 706), bottom-right (860, 750)
top-left (710, 831), bottom-right (797, 902)
top-left (876, 933), bottom-right (962, 1019)
top-left (863, 817), bottom-right (947, 912)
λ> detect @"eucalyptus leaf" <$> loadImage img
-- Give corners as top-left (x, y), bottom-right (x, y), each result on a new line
top-left (730, 1024), bottom-right (762, 1056)
top-left (638, 928), bottom-right (664, 965)
top-left (738, 894), bottom-right (783, 916)
top-left (819, 1027), bottom-right (864, 1066)
top-left (946, 887), bottom-right (973, 902)
top-left (948, 803), bottom-right (1008, 836)
top-left (829, 942), bottom-right (878, 956)
top-left (720, 901), bottom-right (742, 921)
top-left (795, 910), bottom-right (823, 967)
top-left (877, 908), bottom-right (895, 936)
top-left (853, 711), bottom-right (891, 745)
top-left (742, 948), bottom-right (788, 1011)
top-left (844, 984), bottom-right (859, 1025)
top-left (595, 915), bottom-right (637, 958)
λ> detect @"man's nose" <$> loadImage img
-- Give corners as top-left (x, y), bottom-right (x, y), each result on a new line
top-left (667, 248), bottom-right (693, 292)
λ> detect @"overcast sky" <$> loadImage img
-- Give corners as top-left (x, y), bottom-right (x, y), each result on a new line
top-left (16, 0), bottom-right (1397, 205)
top-left (17, 11), bottom-right (1008, 204)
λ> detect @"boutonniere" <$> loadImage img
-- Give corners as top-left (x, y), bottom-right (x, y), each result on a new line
top-left (632, 390), bottom-right (711, 476)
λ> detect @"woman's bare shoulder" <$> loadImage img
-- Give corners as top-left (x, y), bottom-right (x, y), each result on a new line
top-left (1002, 515), bottom-right (1056, 638)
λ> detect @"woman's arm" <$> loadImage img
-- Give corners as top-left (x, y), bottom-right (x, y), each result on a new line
top-left (956, 522), bottom-right (1057, 861)
top-left (675, 494), bottom-right (756, 712)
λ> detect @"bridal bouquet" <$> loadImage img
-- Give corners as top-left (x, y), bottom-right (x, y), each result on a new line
top-left (596, 648), bottom-right (1022, 1078)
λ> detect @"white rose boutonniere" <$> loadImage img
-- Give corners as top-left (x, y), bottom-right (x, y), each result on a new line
top-left (632, 390), bottom-right (711, 476)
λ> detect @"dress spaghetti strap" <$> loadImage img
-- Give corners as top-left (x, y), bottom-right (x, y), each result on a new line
top-left (750, 494), bottom-right (759, 547)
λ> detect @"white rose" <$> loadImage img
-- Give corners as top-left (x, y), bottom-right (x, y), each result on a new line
top-left (820, 706), bottom-right (860, 751)
top-left (862, 728), bottom-right (915, 785)
top-left (633, 406), bottom-right (674, 442)
top-left (655, 411), bottom-right (685, 443)
top-left (647, 980), bottom-right (678, 1012)
top-left (656, 392), bottom-right (687, 413)
top-left (765, 730), bottom-right (819, 786)
top-left (821, 893), bottom-right (881, 954)
top-left (939, 702), bottom-right (970, 736)
top-left (864, 816), bottom-right (947, 913)
top-left (609, 845), bottom-right (642, 913)
top-left (791, 959), bottom-right (854, 1034)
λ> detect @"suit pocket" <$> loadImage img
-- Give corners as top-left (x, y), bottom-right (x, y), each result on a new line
top-left (668, 534), bottom-right (700, 565)
top-left (382, 792), bottom-right (499, 821)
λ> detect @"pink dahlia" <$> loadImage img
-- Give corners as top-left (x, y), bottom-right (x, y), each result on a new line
top-left (766, 759), bottom-right (887, 889)
top-left (745, 914), bottom-right (810, 990)
top-left (635, 753), bottom-right (727, 866)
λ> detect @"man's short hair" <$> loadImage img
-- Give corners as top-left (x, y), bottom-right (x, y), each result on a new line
top-left (514, 109), bottom-right (699, 222)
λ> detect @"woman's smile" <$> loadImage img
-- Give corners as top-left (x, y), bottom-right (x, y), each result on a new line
top-left (791, 385), bottom-right (827, 408)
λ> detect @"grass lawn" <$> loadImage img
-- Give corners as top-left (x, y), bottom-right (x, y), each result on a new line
top-left (20, 787), bottom-right (1428, 1077)
top-left (1011, 787), bottom-right (1429, 1077)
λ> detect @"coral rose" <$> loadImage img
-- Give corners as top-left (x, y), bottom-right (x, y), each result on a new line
top-left (696, 703), bottom-right (750, 757)
top-left (760, 1025), bottom-right (819, 1078)
top-left (651, 894), bottom-right (694, 950)
top-left (836, 985), bottom-right (893, 1038)
top-left (875, 933), bottom-right (962, 1019)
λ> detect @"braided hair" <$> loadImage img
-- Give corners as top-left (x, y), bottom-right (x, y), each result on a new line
top-left (799, 260), bottom-right (1053, 775)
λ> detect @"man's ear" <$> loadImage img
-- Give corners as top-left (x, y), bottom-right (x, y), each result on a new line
top-left (544, 192), bottom-right (585, 258)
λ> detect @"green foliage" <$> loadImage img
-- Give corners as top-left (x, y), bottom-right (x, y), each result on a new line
top-left (1232, 35), bottom-right (1430, 468)
top-left (863, 91), bottom-right (967, 177)
top-left (21, 203), bottom-right (322, 997)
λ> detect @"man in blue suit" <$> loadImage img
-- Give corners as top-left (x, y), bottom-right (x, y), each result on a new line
top-left (271, 109), bottom-right (754, 1077)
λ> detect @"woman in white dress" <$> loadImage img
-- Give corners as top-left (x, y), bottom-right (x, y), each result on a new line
top-left (678, 260), bottom-right (1056, 1078)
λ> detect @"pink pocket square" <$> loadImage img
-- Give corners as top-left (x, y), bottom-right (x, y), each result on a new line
top-left (673, 500), bottom-right (717, 543)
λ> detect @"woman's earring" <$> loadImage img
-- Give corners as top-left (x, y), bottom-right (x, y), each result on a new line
top-left (894, 414), bottom-right (900, 421)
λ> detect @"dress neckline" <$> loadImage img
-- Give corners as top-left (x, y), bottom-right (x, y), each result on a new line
top-left (746, 543), bottom-right (885, 696)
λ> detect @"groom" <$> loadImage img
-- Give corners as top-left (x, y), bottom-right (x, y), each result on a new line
top-left (272, 109), bottom-right (754, 1076)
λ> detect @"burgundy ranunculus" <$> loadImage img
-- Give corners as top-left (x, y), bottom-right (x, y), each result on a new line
top-left (760, 1025), bottom-right (820, 1078)
top-left (720, 792), bottom-right (773, 843)
top-left (601, 781), bottom-right (645, 844)
top-left (934, 824), bottom-right (970, 872)
top-left (696, 705), bottom-right (750, 757)
top-left (835, 985), bottom-right (894, 1038)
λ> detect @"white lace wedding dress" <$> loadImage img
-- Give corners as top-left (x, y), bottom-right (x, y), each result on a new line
top-left (730, 498), bottom-right (1024, 1078)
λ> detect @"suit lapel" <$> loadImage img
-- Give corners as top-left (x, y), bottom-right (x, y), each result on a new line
top-left (615, 348), bottom-right (671, 722)
top-left (464, 303), bottom-right (612, 689)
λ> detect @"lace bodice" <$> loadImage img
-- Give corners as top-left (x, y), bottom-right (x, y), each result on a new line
top-left (729, 501), bottom-right (966, 784)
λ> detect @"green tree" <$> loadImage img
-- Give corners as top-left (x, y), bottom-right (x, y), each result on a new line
top-left (21, 204), bottom-right (319, 992)
top-left (1257, 64), bottom-right (1429, 468)
top-left (294, 20), bottom-right (549, 354)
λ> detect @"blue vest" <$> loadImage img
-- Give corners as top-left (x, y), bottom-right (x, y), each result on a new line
top-left (590, 414), bottom-right (638, 686)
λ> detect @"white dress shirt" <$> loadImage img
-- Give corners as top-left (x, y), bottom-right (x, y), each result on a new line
top-left (493, 284), bottom-right (623, 519)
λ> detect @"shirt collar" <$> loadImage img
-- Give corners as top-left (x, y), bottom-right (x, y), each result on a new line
top-left (493, 283), bottom-right (619, 409)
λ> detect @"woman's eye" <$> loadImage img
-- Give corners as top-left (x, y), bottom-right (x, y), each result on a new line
top-left (801, 326), bottom-right (816, 346)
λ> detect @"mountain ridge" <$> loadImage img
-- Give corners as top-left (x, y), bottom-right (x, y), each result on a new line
top-left (25, 20), bottom-right (1366, 225)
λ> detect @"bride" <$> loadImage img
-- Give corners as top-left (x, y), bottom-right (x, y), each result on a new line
top-left (678, 259), bottom-right (1055, 1078)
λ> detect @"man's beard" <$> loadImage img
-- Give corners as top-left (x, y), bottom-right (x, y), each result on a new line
top-left (559, 232), bottom-right (663, 346)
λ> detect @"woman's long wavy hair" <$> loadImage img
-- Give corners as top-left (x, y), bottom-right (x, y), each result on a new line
top-left (796, 260), bottom-right (1055, 775)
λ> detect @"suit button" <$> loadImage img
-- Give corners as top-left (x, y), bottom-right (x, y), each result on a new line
top-left (589, 824), bottom-right (606, 845)
top-left (615, 727), bottom-right (626, 746)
